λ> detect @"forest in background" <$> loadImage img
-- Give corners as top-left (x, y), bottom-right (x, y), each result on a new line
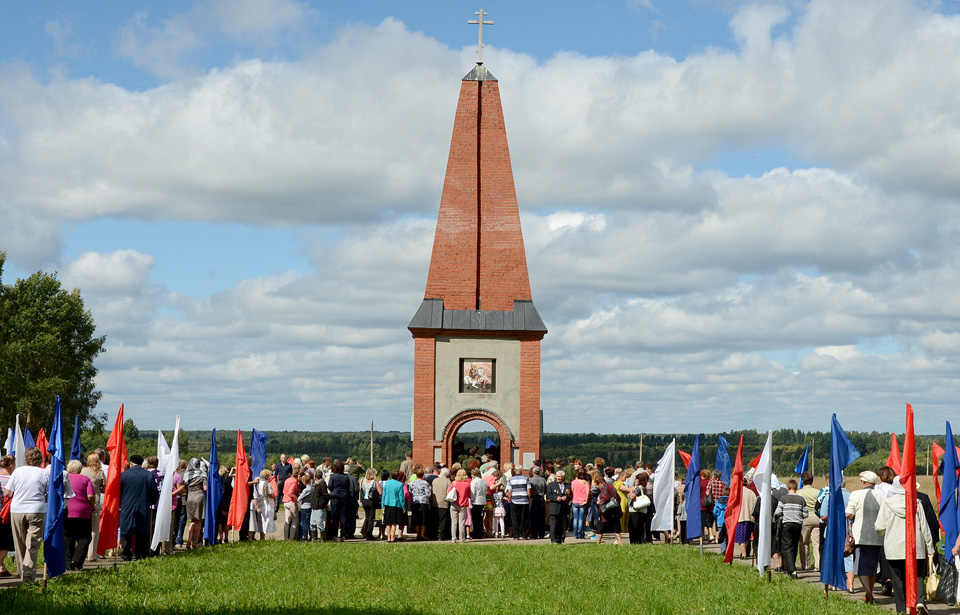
top-left (70, 420), bottom-right (954, 478)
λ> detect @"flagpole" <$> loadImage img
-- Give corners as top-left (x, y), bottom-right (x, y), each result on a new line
top-left (370, 421), bottom-right (374, 469)
top-left (42, 562), bottom-right (48, 591)
top-left (811, 438), bottom-right (815, 476)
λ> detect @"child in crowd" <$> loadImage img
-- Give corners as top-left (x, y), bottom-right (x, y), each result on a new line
top-left (492, 484), bottom-right (506, 538)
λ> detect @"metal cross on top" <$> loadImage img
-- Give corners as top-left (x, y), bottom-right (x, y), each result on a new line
top-left (468, 9), bottom-right (494, 64)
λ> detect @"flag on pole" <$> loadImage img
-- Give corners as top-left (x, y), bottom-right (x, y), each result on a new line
top-left (97, 405), bottom-right (127, 556)
top-left (652, 439), bottom-right (676, 532)
top-left (900, 404), bottom-right (918, 614)
top-left (250, 429), bottom-right (268, 478)
top-left (794, 444), bottom-right (811, 475)
top-left (820, 414), bottom-right (862, 590)
top-left (203, 429), bottom-right (223, 545)
top-left (941, 421), bottom-right (959, 564)
top-left (678, 449), bottom-right (691, 469)
top-left (43, 396), bottom-right (67, 577)
top-left (23, 427), bottom-right (35, 449)
top-left (70, 415), bottom-right (83, 462)
top-left (723, 435), bottom-right (745, 563)
top-left (36, 428), bottom-right (48, 468)
top-left (683, 435), bottom-right (702, 542)
top-left (150, 416), bottom-right (180, 552)
top-left (3, 427), bottom-right (12, 456)
top-left (157, 430), bottom-right (170, 476)
top-left (887, 433), bottom-right (902, 474)
top-left (716, 435), bottom-right (731, 486)
top-left (753, 431), bottom-right (773, 575)
top-left (932, 441), bottom-right (944, 508)
top-left (13, 415), bottom-right (26, 468)
top-left (227, 429), bottom-right (251, 531)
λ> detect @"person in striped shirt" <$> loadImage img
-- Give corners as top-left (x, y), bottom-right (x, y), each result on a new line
top-left (775, 479), bottom-right (809, 579)
top-left (506, 468), bottom-right (531, 540)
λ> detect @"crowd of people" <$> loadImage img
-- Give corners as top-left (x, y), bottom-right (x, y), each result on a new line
top-left (2, 444), bottom-right (959, 613)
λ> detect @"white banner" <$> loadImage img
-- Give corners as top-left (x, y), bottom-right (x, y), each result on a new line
top-left (651, 439), bottom-right (676, 532)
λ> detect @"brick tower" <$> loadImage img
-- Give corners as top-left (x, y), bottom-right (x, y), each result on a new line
top-left (408, 63), bottom-right (547, 467)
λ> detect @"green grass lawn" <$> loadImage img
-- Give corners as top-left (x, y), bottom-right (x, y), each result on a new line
top-left (3, 541), bottom-right (879, 615)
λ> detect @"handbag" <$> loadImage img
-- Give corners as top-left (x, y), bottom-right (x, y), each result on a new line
top-left (445, 486), bottom-right (457, 503)
top-left (632, 494), bottom-right (651, 512)
top-left (843, 534), bottom-right (856, 557)
top-left (0, 496), bottom-right (10, 524)
top-left (925, 556), bottom-right (939, 601)
top-left (702, 493), bottom-right (715, 510)
top-left (935, 555), bottom-right (958, 606)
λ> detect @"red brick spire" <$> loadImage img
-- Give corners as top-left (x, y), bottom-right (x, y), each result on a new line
top-left (422, 65), bottom-right (532, 312)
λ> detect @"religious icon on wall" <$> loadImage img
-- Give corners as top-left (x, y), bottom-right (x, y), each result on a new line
top-left (460, 359), bottom-right (495, 393)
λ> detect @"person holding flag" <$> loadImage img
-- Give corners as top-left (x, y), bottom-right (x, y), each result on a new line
top-left (3, 446), bottom-right (48, 582)
top-left (43, 396), bottom-right (69, 578)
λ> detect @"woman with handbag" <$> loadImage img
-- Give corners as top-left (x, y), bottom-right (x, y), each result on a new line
top-left (628, 472), bottom-right (654, 544)
top-left (360, 467), bottom-right (382, 541)
top-left (875, 480), bottom-right (934, 614)
top-left (595, 470), bottom-right (623, 545)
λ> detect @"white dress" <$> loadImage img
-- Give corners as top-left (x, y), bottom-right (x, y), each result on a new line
top-left (260, 482), bottom-right (277, 534)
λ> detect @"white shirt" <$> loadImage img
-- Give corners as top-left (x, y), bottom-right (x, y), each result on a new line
top-left (6, 465), bottom-right (50, 514)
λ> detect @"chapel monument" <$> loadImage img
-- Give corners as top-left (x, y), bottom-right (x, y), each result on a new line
top-left (408, 11), bottom-right (547, 467)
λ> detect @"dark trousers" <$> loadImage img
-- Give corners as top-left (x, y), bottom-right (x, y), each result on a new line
top-left (346, 502), bottom-right (358, 539)
top-left (529, 497), bottom-right (545, 539)
top-left (549, 513), bottom-right (567, 543)
top-left (628, 512), bottom-right (643, 544)
top-left (471, 504), bottom-right (485, 539)
top-left (120, 531), bottom-right (149, 560)
top-left (65, 517), bottom-right (92, 569)
top-left (426, 506), bottom-right (439, 540)
top-left (781, 522), bottom-right (803, 574)
top-left (511, 503), bottom-right (529, 539)
top-left (328, 499), bottom-right (349, 540)
top-left (887, 559), bottom-right (926, 614)
top-left (362, 503), bottom-right (377, 539)
top-left (437, 507), bottom-right (451, 540)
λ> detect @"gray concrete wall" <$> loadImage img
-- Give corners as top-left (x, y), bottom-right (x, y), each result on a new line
top-left (434, 336), bottom-right (520, 441)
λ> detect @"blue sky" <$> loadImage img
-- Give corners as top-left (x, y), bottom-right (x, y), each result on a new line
top-left (2, 1), bottom-right (960, 435)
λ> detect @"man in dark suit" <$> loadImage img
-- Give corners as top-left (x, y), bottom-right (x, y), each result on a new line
top-left (120, 454), bottom-right (160, 560)
top-left (546, 470), bottom-right (571, 544)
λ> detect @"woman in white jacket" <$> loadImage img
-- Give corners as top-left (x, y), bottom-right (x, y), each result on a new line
top-left (874, 481), bottom-right (934, 614)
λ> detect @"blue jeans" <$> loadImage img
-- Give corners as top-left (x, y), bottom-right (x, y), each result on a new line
top-left (329, 499), bottom-right (349, 539)
top-left (310, 509), bottom-right (326, 535)
top-left (572, 503), bottom-right (586, 538)
top-left (299, 509), bottom-right (312, 540)
top-left (176, 504), bottom-right (187, 546)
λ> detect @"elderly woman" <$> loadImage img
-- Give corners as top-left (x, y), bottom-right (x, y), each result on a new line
top-left (846, 471), bottom-right (884, 604)
top-left (65, 459), bottom-right (96, 570)
top-left (3, 447), bottom-right (47, 582)
top-left (595, 469), bottom-right (623, 545)
top-left (380, 470), bottom-right (406, 543)
top-left (327, 461), bottom-right (352, 541)
top-left (875, 481), bottom-right (934, 614)
top-left (183, 458), bottom-right (207, 549)
top-left (81, 452), bottom-right (106, 561)
top-left (0, 455), bottom-right (15, 577)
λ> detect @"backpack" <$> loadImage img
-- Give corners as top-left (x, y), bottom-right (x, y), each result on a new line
top-left (713, 495), bottom-right (728, 523)
top-left (703, 493), bottom-right (715, 510)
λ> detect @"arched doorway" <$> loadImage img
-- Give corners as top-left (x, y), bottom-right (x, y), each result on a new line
top-left (441, 408), bottom-right (514, 467)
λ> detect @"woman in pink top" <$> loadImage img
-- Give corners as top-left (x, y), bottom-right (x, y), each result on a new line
top-left (282, 470), bottom-right (301, 540)
top-left (66, 459), bottom-right (96, 570)
top-left (571, 471), bottom-right (590, 539)
top-left (450, 469), bottom-right (473, 544)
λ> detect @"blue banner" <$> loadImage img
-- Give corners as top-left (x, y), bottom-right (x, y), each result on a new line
top-left (70, 415), bottom-right (83, 462)
top-left (794, 443), bottom-right (810, 475)
top-left (43, 396), bottom-right (67, 577)
top-left (203, 429), bottom-right (223, 545)
top-left (715, 435), bottom-right (731, 485)
top-left (250, 428), bottom-right (268, 478)
top-left (23, 427), bottom-right (35, 449)
top-left (941, 421), bottom-right (959, 564)
top-left (820, 414), bottom-right (861, 590)
top-left (684, 435), bottom-right (702, 541)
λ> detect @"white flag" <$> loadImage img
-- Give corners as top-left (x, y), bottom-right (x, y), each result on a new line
top-left (651, 439), bottom-right (676, 532)
top-left (13, 415), bottom-right (26, 468)
top-left (3, 427), bottom-right (12, 456)
top-left (157, 430), bottom-right (170, 475)
top-left (753, 431), bottom-right (773, 575)
top-left (150, 416), bottom-right (180, 551)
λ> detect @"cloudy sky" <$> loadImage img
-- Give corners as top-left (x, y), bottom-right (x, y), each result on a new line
top-left (2, 0), bottom-right (959, 435)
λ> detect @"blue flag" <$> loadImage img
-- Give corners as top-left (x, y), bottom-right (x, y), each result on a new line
top-left (684, 435), bottom-right (702, 541)
top-left (23, 427), bottom-right (35, 449)
top-left (820, 414), bottom-right (861, 590)
top-left (250, 428), bottom-right (268, 478)
top-left (794, 444), bottom-right (811, 475)
top-left (203, 429), bottom-right (223, 545)
top-left (716, 435), bottom-right (731, 485)
top-left (485, 437), bottom-right (497, 451)
top-left (941, 421), bottom-right (959, 564)
top-left (43, 396), bottom-right (67, 577)
top-left (70, 415), bottom-right (83, 462)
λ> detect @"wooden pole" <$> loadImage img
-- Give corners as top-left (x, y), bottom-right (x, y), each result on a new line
top-left (640, 433), bottom-right (643, 464)
top-left (370, 421), bottom-right (374, 469)
top-left (42, 562), bottom-right (48, 591)
top-left (926, 442), bottom-right (930, 476)
top-left (811, 438), bottom-right (815, 476)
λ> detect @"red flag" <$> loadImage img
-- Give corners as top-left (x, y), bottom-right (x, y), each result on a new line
top-left (887, 433), bottom-right (902, 474)
top-left (226, 429), bottom-right (251, 531)
top-left (899, 404), bottom-right (917, 615)
top-left (678, 449), bottom-right (691, 469)
top-left (97, 405), bottom-right (127, 556)
top-left (36, 428), bottom-right (49, 469)
top-left (723, 435), bottom-right (745, 564)
top-left (748, 452), bottom-right (762, 469)
top-left (932, 441), bottom-right (945, 513)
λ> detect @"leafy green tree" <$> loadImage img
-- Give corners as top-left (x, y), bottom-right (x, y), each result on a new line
top-left (0, 252), bottom-right (106, 433)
